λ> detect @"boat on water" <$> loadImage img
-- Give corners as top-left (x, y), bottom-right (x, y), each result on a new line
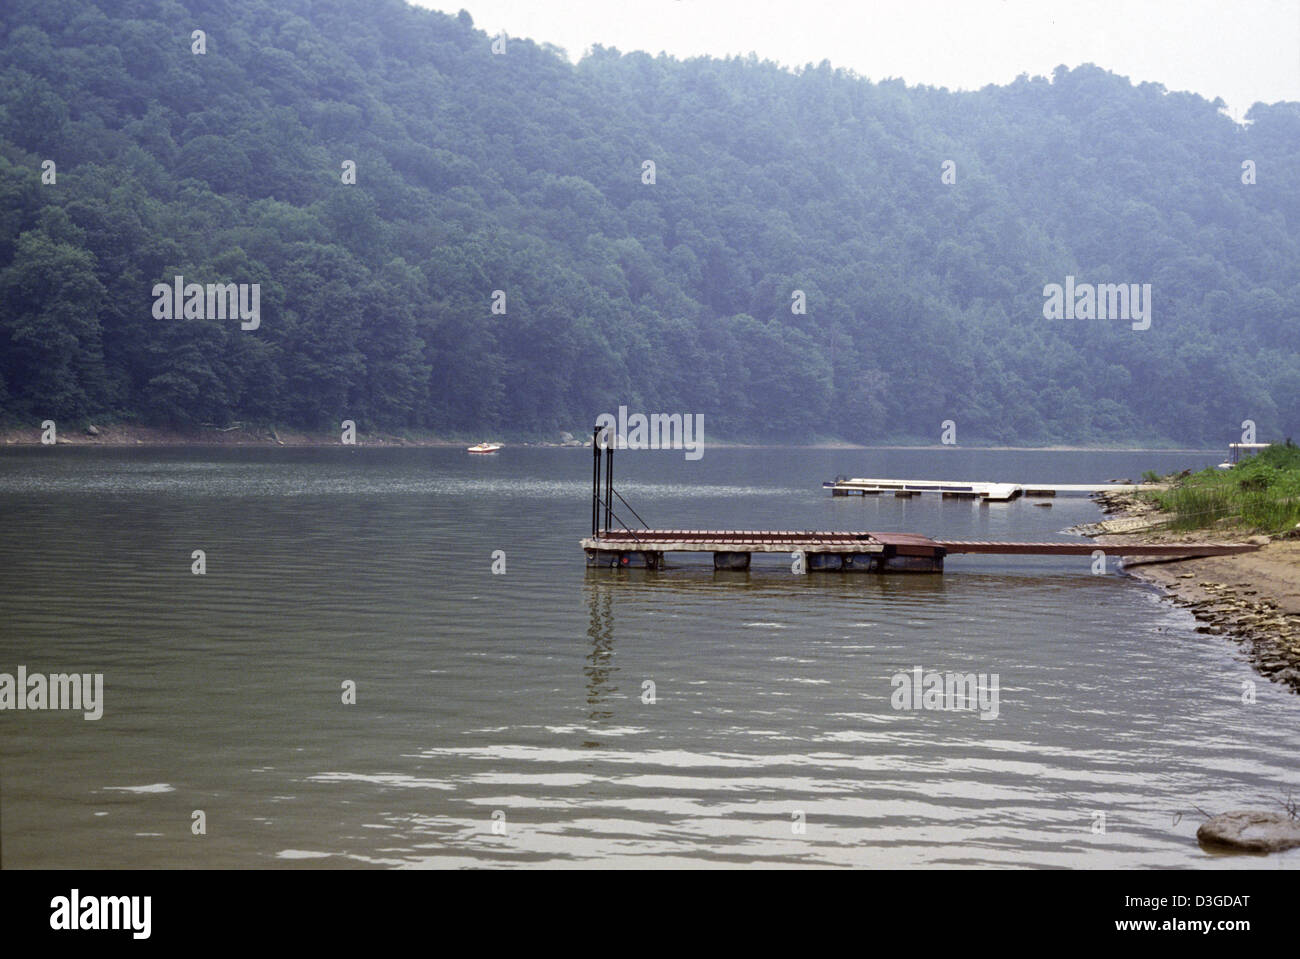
top-left (467, 441), bottom-right (502, 454)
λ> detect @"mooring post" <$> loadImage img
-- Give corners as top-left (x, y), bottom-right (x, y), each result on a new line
top-left (592, 425), bottom-right (602, 538)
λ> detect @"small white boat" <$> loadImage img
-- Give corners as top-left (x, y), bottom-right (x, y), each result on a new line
top-left (467, 442), bottom-right (502, 454)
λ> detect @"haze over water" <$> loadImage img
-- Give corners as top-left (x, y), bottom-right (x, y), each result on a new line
top-left (1, 446), bottom-right (1296, 868)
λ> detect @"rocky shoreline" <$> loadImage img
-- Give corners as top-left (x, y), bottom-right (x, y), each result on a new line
top-left (1087, 489), bottom-right (1300, 693)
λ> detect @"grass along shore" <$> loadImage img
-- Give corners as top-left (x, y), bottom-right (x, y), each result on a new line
top-left (1142, 441), bottom-right (1300, 535)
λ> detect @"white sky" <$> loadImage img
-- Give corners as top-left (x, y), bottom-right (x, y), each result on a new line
top-left (412, 0), bottom-right (1300, 121)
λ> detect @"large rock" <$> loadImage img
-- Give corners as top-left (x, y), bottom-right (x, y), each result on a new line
top-left (1197, 810), bottom-right (1300, 853)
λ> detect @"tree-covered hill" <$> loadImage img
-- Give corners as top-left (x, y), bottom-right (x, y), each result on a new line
top-left (1, 0), bottom-right (1297, 444)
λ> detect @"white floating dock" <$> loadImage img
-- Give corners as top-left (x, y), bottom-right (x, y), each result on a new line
top-left (823, 477), bottom-right (1165, 502)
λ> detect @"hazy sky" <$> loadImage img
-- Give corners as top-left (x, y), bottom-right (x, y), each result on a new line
top-left (414, 0), bottom-right (1300, 121)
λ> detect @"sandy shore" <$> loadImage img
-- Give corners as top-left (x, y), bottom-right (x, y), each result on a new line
top-left (1089, 491), bottom-right (1300, 693)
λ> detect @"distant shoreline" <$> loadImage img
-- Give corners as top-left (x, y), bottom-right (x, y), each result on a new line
top-left (0, 424), bottom-right (1219, 454)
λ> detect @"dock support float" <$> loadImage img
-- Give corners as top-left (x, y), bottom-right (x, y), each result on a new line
top-left (586, 549), bottom-right (665, 569)
top-left (806, 552), bottom-right (885, 571)
top-left (882, 552), bottom-right (944, 572)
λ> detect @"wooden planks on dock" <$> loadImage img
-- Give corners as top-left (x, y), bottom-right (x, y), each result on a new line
top-left (937, 540), bottom-right (1259, 556)
top-left (584, 528), bottom-right (885, 553)
top-left (583, 529), bottom-right (1259, 561)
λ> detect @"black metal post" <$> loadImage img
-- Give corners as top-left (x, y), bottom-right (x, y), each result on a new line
top-left (592, 425), bottom-right (601, 537)
top-left (604, 429), bottom-right (613, 534)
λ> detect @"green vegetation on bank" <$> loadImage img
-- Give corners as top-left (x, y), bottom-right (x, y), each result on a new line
top-left (1146, 441), bottom-right (1300, 534)
top-left (1, 0), bottom-right (1298, 443)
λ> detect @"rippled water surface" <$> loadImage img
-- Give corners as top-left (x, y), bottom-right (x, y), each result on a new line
top-left (1, 446), bottom-right (1297, 868)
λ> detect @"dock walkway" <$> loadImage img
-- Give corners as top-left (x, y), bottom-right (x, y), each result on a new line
top-left (824, 477), bottom-right (1166, 501)
top-left (581, 528), bottom-right (1257, 572)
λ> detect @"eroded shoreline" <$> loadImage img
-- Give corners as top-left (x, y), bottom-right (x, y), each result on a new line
top-left (1090, 491), bottom-right (1300, 693)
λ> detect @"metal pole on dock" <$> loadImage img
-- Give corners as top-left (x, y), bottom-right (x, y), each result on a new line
top-left (592, 425), bottom-right (602, 537)
top-left (604, 429), bottom-right (613, 534)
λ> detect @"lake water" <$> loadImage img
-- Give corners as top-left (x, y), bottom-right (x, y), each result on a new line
top-left (1, 445), bottom-right (1297, 868)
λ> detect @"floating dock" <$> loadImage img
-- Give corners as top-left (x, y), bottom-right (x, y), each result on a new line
top-left (581, 427), bottom-right (1256, 574)
top-left (823, 476), bottom-right (1165, 501)
top-left (581, 528), bottom-right (1259, 572)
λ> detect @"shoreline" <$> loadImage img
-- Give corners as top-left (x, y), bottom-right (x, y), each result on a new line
top-left (1089, 491), bottom-right (1300, 693)
top-left (2, 423), bottom-right (472, 448)
top-left (0, 424), bottom-right (1220, 453)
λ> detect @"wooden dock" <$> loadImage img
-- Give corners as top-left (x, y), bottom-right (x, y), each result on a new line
top-left (823, 476), bottom-right (1166, 501)
top-left (582, 426), bottom-right (1254, 574)
top-left (581, 528), bottom-right (1258, 572)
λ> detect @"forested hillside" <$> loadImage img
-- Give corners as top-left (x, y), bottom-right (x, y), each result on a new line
top-left (1, 0), bottom-right (1297, 444)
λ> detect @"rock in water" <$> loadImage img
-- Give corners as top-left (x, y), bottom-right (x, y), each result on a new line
top-left (1197, 811), bottom-right (1300, 853)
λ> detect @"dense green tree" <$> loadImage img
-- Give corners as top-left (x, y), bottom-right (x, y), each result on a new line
top-left (0, 0), bottom-right (1295, 444)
